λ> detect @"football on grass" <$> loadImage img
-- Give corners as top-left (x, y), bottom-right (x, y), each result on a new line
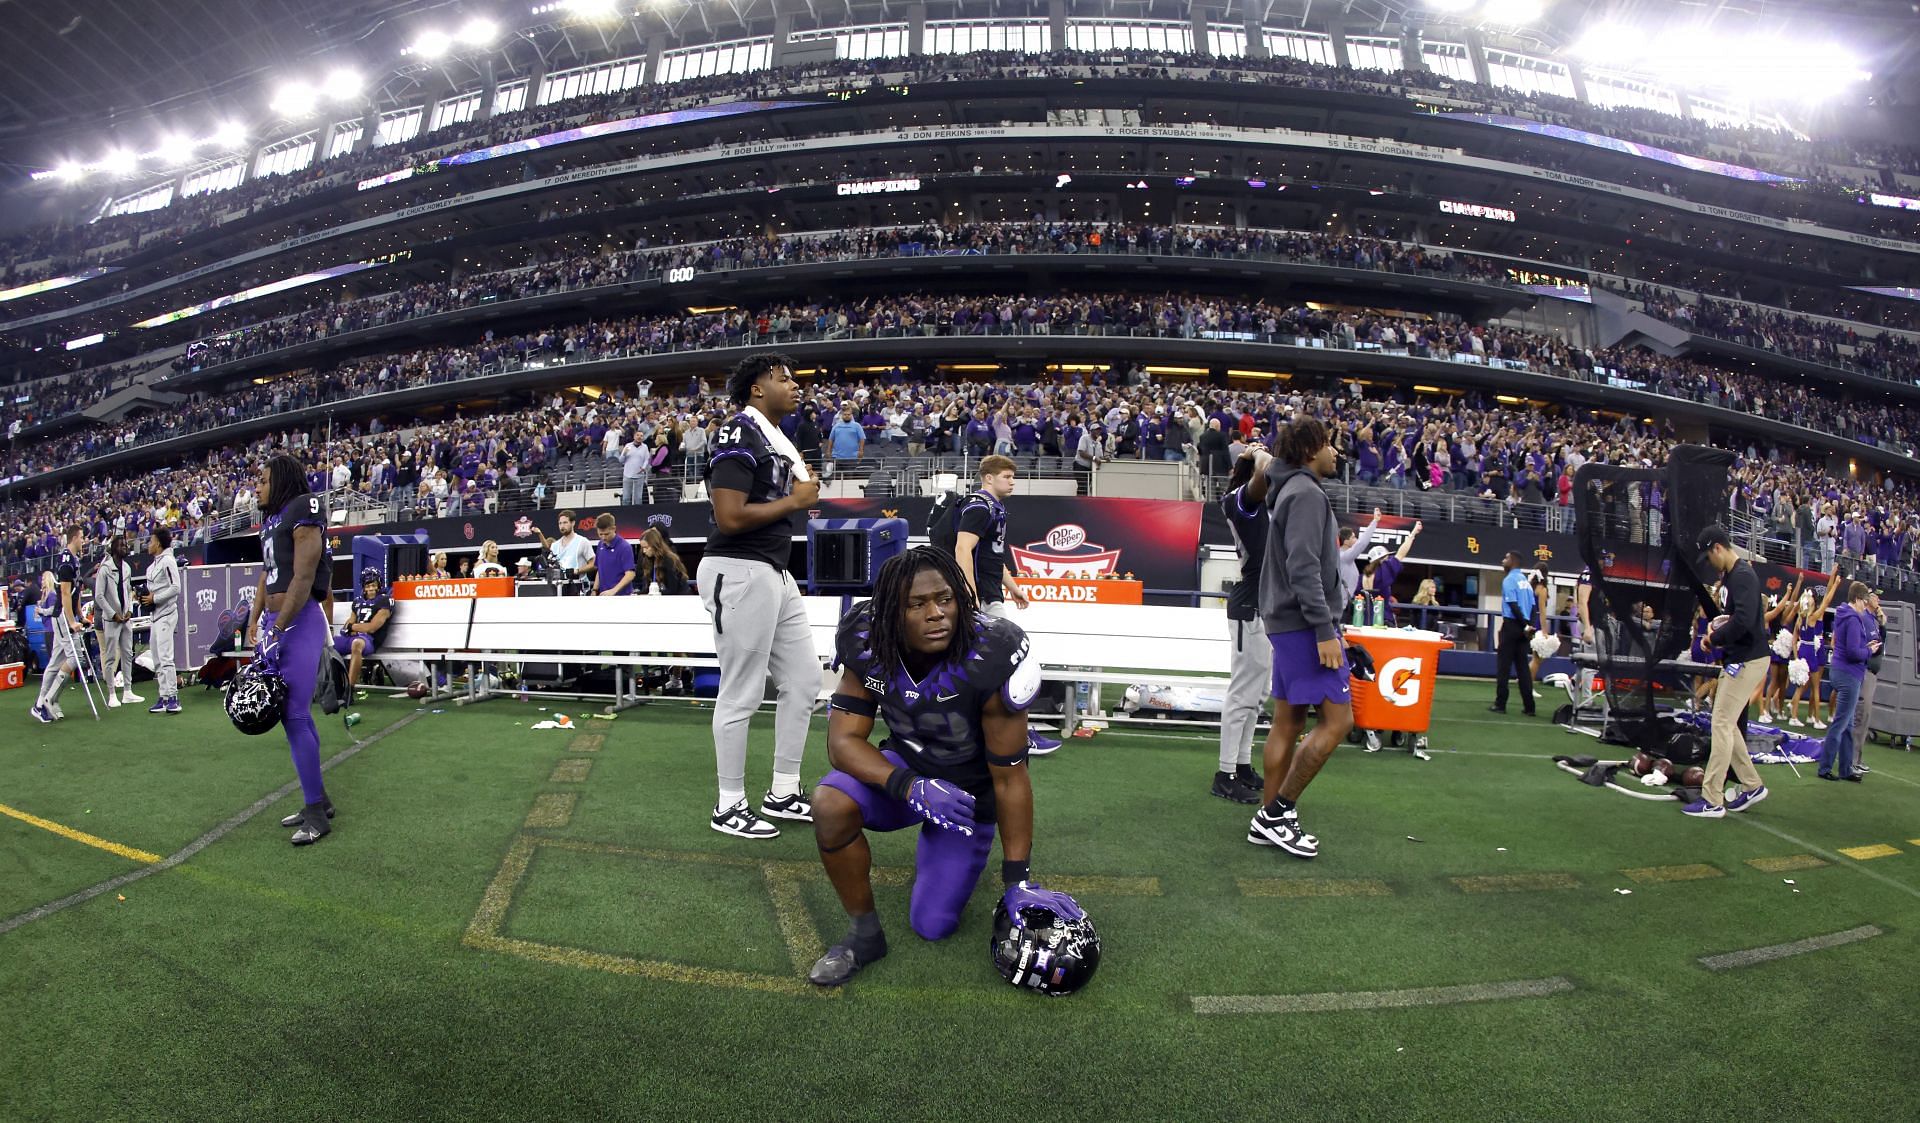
top-left (407, 681), bottom-right (429, 699)
top-left (1680, 766), bottom-right (1706, 787)
top-left (1629, 751), bottom-right (1654, 776)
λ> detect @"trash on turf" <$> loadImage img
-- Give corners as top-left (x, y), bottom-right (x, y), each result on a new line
top-left (1614, 888), bottom-right (1632, 895)
top-left (590, 712), bottom-right (616, 720)
top-left (1406, 836), bottom-right (1423, 843)
top-left (1784, 879), bottom-right (1796, 885)
top-left (531, 715), bottom-right (577, 730)
top-left (116, 894), bottom-right (125, 902)
top-left (1496, 847), bottom-right (1508, 852)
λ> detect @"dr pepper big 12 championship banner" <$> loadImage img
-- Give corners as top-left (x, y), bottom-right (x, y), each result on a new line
top-left (298, 496), bottom-right (1207, 601)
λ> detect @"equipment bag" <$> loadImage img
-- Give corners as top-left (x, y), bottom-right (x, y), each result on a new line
top-left (928, 489), bottom-right (963, 555)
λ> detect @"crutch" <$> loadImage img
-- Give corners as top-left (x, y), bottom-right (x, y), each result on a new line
top-left (58, 622), bottom-right (103, 721)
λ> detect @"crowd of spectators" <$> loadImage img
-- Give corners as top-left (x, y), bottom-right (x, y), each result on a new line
top-left (8, 285), bottom-right (1920, 494)
top-left (177, 221), bottom-right (1510, 372)
top-left (8, 369), bottom-right (1920, 586)
top-left (5, 44), bottom-right (1917, 289)
top-left (1625, 283), bottom-right (1920, 388)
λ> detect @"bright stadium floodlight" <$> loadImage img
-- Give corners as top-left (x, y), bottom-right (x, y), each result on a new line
top-left (563, 0), bottom-right (622, 19)
top-left (412, 29), bottom-right (453, 58)
top-left (1571, 22), bottom-right (1642, 62)
top-left (100, 148), bottom-right (137, 176)
top-left (458, 18), bottom-right (498, 46)
top-left (1482, 0), bottom-right (1543, 22)
top-left (1424, 0), bottom-right (1476, 12)
top-left (210, 121), bottom-right (247, 149)
top-left (55, 161), bottom-right (87, 183)
top-left (322, 68), bottom-right (363, 101)
top-left (271, 80), bottom-right (319, 118)
top-left (153, 132), bottom-right (195, 164)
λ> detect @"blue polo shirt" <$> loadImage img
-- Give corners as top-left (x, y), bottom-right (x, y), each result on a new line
top-left (595, 534), bottom-right (636, 594)
top-left (1501, 567), bottom-right (1536, 623)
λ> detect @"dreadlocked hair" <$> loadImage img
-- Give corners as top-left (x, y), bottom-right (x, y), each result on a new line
top-left (866, 546), bottom-right (978, 675)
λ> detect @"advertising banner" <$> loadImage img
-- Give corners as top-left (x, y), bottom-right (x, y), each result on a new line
top-left (392, 577), bottom-right (516, 600)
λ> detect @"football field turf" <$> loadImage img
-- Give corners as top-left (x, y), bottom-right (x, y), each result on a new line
top-left (3, 679), bottom-right (1918, 1121)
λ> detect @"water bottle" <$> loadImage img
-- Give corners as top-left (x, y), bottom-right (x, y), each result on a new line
top-left (648, 580), bottom-right (661, 596)
top-left (233, 628), bottom-right (242, 649)
top-left (1074, 680), bottom-right (1090, 717)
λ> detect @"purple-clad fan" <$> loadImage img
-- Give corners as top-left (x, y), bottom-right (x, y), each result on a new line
top-left (807, 547), bottom-right (1084, 987)
top-left (245, 454), bottom-right (336, 846)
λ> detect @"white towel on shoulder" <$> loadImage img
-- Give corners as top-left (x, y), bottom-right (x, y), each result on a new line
top-left (743, 405), bottom-right (813, 482)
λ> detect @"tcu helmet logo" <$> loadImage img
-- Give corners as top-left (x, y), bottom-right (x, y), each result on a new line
top-left (1010, 523), bottom-right (1122, 579)
top-left (195, 588), bottom-right (219, 612)
top-left (1377, 656), bottom-right (1425, 707)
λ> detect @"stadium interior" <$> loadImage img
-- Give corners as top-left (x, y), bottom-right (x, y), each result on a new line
top-left (4, 0), bottom-right (1920, 1117)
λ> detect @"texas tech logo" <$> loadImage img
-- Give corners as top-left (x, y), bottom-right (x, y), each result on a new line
top-left (1010, 524), bottom-right (1121, 579)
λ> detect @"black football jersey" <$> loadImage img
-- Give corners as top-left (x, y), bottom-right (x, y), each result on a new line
top-left (955, 491), bottom-right (1009, 604)
top-left (1221, 485), bottom-right (1268, 622)
top-left (262, 492), bottom-right (331, 603)
top-left (352, 591), bottom-right (393, 643)
top-left (55, 550), bottom-right (80, 617)
top-left (836, 600), bottom-right (1040, 823)
top-left (704, 410), bottom-right (800, 569)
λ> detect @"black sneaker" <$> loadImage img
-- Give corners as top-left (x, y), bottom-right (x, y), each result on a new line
top-left (1211, 771), bottom-right (1260, 804)
top-left (711, 800), bottom-right (779, 839)
top-left (760, 791), bottom-right (814, 822)
top-left (1236, 764), bottom-right (1264, 791)
top-left (290, 804), bottom-right (332, 846)
top-left (808, 934), bottom-right (888, 987)
top-left (281, 799), bottom-right (335, 828)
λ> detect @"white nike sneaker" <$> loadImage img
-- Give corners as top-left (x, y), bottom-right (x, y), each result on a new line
top-left (107, 694), bottom-right (121, 709)
top-left (120, 691), bottom-right (144, 704)
top-left (760, 791), bottom-right (813, 822)
top-left (1247, 806), bottom-right (1319, 859)
top-left (710, 800), bottom-right (780, 839)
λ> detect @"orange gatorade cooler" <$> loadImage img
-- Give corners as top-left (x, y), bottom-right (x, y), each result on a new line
top-left (1343, 626), bottom-right (1452, 734)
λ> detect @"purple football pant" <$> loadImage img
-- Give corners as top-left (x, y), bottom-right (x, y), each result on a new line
top-left (333, 632), bottom-right (377, 657)
top-left (263, 600), bottom-right (327, 806)
top-left (818, 749), bottom-right (996, 941)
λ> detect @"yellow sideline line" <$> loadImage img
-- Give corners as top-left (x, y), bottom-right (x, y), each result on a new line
top-left (0, 801), bottom-right (164, 865)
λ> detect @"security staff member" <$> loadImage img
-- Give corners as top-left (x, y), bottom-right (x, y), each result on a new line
top-left (1490, 551), bottom-right (1537, 715)
top-left (140, 529), bottom-right (182, 713)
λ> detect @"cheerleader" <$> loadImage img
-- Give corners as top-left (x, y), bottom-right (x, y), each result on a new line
top-left (1757, 576), bottom-right (1803, 724)
top-left (1786, 580), bottom-right (1842, 728)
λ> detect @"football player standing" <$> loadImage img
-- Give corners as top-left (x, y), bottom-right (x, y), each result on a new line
top-left (806, 546), bottom-right (1084, 987)
top-left (1214, 446), bottom-right (1273, 802)
top-left (245, 454), bottom-right (336, 846)
top-left (697, 353), bottom-right (822, 839)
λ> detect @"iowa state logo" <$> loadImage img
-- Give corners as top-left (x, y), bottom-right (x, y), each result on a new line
top-left (1010, 524), bottom-right (1121, 578)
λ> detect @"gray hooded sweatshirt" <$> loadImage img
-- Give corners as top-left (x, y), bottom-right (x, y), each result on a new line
top-left (1259, 462), bottom-right (1342, 642)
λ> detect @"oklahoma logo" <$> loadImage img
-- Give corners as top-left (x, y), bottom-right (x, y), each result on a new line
top-left (1010, 523), bottom-right (1121, 579)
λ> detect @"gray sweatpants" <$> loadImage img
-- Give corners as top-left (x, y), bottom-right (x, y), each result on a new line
top-left (696, 555), bottom-right (815, 808)
top-left (152, 614), bottom-right (179, 699)
top-left (1220, 616), bottom-right (1271, 771)
top-left (100, 621), bottom-right (133, 694)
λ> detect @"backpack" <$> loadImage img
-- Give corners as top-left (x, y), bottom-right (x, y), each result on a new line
top-left (928, 490), bottom-right (964, 555)
top-left (316, 646), bottom-right (350, 715)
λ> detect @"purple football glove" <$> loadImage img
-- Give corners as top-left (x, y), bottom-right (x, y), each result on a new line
top-left (906, 777), bottom-right (976, 836)
top-left (1001, 881), bottom-right (1086, 927)
top-left (253, 626), bottom-right (285, 674)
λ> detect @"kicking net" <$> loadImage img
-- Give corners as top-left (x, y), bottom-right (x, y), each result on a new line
top-left (1572, 445), bottom-right (1732, 753)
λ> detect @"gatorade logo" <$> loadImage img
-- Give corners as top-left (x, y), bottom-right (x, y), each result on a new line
top-left (1378, 656), bottom-right (1424, 707)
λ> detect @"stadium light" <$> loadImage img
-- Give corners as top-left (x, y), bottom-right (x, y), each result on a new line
top-left (271, 80), bottom-right (319, 118)
top-left (100, 148), bottom-right (137, 177)
top-left (560, 0), bottom-right (622, 19)
top-left (458, 18), bottom-right (499, 46)
top-left (322, 68), bottom-right (363, 101)
top-left (1571, 22), bottom-right (1640, 62)
top-left (412, 29), bottom-right (453, 58)
top-left (153, 133), bottom-right (196, 164)
top-left (1423, 0), bottom-right (1476, 11)
top-left (1481, 0), bottom-right (1543, 22)
top-left (54, 161), bottom-right (87, 183)
top-left (210, 121), bottom-right (247, 149)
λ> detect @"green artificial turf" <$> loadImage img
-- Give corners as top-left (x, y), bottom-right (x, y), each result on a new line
top-left (2, 677), bottom-right (1918, 1122)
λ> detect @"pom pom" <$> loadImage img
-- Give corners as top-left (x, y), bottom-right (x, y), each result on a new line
top-left (1772, 630), bottom-right (1796, 659)
top-left (1529, 631), bottom-right (1560, 660)
top-left (1788, 657), bottom-right (1810, 687)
